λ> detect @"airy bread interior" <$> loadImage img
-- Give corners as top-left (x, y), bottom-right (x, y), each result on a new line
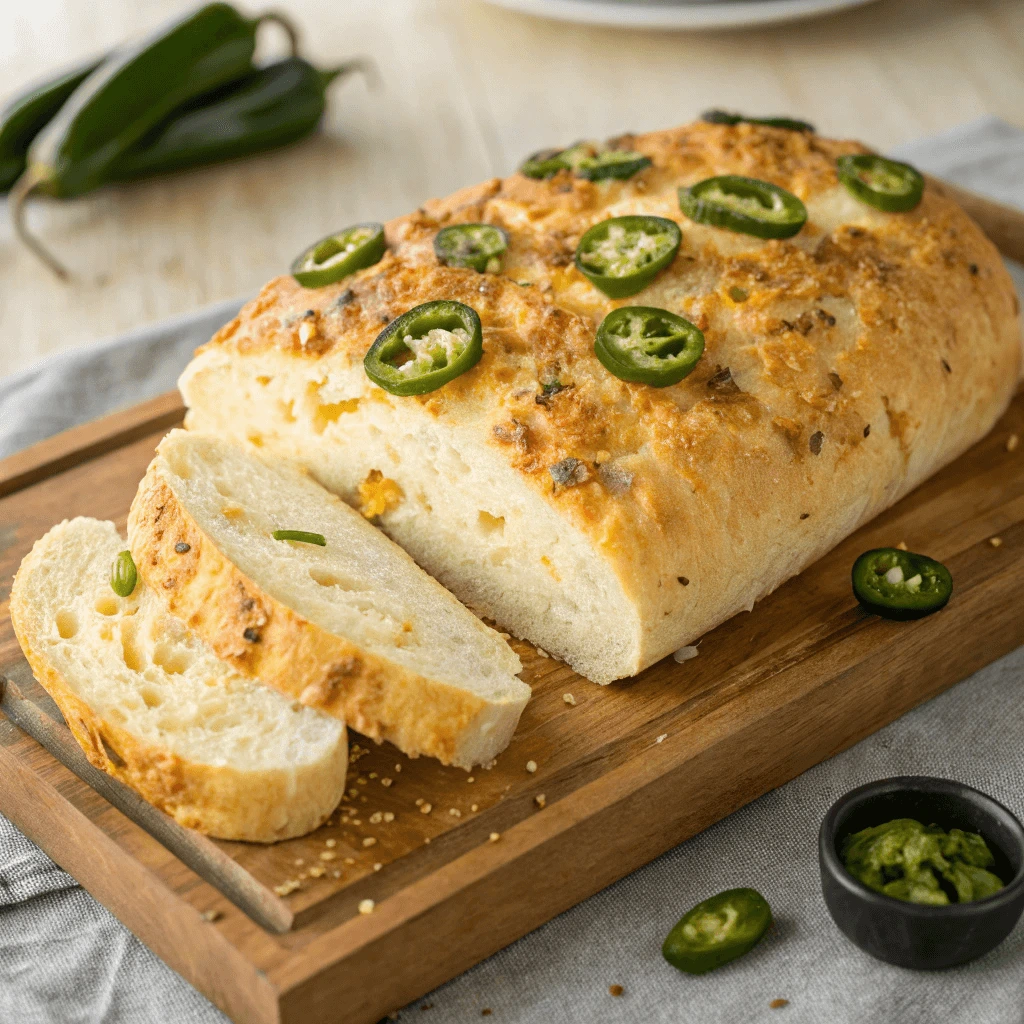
top-left (11, 517), bottom-right (347, 841)
top-left (181, 354), bottom-right (641, 683)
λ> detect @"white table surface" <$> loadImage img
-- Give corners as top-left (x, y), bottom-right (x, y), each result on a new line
top-left (1, 0), bottom-right (1023, 379)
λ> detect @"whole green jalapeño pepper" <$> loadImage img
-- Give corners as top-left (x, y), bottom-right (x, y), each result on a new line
top-left (662, 888), bottom-right (773, 975)
top-left (364, 300), bottom-right (483, 397)
top-left (595, 307), bottom-right (704, 387)
top-left (433, 223), bottom-right (508, 272)
top-left (292, 223), bottom-right (386, 288)
top-left (836, 154), bottom-right (924, 213)
top-left (574, 215), bottom-right (681, 298)
top-left (11, 2), bottom-right (300, 277)
top-left (679, 176), bottom-right (807, 240)
top-left (851, 548), bottom-right (953, 620)
top-left (0, 56), bottom-right (104, 192)
top-left (112, 57), bottom-right (355, 182)
top-left (702, 109), bottom-right (816, 133)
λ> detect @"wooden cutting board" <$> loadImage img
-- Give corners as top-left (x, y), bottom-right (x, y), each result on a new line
top-left (2, 375), bottom-right (1024, 1023)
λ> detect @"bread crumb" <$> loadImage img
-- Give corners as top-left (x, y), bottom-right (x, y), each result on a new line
top-left (420, 803), bottom-right (432, 814)
top-left (395, 763), bottom-right (402, 772)
top-left (369, 772), bottom-right (378, 779)
top-left (535, 648), bottom-right (549, 658)
top-left (363, 837), bottom-right (377, 848)
top-left (655, 733), bottom-right (668, 744)
top-left (609, 985), bottom-right (624, 997)
top-left (332, 870), bottom-right (341, 878)
top-left (450, 808), bottom-right (462, 817)
top-left (526, 760), bottom-right (538, 773)
top-left (425, 837), bottom-right (431, 844)
top-left (563, 693), bottom-right (576, 706)
top-left (990, 536), bottom-right (1003, 547)
top-left (381, 777), bottom-right (393, 787)
top-left (415, 798), bottom-right (424, 806)
top-left (293, 858), bottom-right (304, 866)
top-left (370, 811), bottom-right (383, 824)
top-left (320, 851), bottom-right (337, 861)
top-left (489, 832), bottom-right (501, 842)
top-left (325, 838), bottom-right (337, 848)
top-left (467, 776), bottom-right (475, 783)
top-left (770, 998), bottom-right (789, 1009)
top-left (353, 819), bottom-right (362, 826)
top-left (896, 541), bottom-right (908, 551)
top-left (471, 804), bottom-right (479, 812)
top-left (1008, 434), bottom-right (1019, 452)
top-left (357, 777), bottom-right (367, 786)
top-left (274, 880), bottom-right (301, 896)
top-left (374, 862), bottom-right (382, 871)
top-left (308, 865), bottom-right (326, 878)
top-left (383, 811), bottom-right (395, 822)
top-left (344, 857), bottom-right (355, 865)
top-left (358, 899), bottom-right (375, 915)
top-left (201, 910), bottom-right (221, 923)
top-left (534, 794), bottom-right (546, 809)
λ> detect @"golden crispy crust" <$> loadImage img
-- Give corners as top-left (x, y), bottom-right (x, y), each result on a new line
top-left (189, 121), bottom-right (1020, 673)
top-left (128, 466), bottom-right (494, 766)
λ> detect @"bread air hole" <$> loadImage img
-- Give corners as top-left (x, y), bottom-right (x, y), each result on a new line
top-left (55, 609), bottom-right (78, 639)
top-left (152, 644), bottom-right (190, 675)
top-left (140, 685), bottom-right (163, 709)
top-left (477, 511), bottom-right (506, 536)
top-left (309, 568), bottom-right (357, 591)
top-left (94, 595), bottom-right (119, 616)
top-left (120, 627), bottom-right (145, 672)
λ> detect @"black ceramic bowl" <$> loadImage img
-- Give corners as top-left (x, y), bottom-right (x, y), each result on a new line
top-left (819, 776), bottom-right (1024, 969)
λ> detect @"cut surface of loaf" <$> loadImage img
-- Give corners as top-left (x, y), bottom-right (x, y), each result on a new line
top-left (127, 430), bottom-right (528, 769)
top-left (180, 119), bottom-right (1021, 683)
top-left (10, 518), bottom-right (347, 842)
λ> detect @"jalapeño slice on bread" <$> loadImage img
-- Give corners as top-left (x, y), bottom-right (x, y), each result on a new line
top-left (679, 176), bottom-right (807, 239)
top-left (574, 215), bottom-right (681, 298)
top-left (433, 223), bottom-right (508, 273)
top-left (701, 109), bottom-right (815, 133)
top-left (292, 222), bottom-right (386, 288)
top-left (836, 154), bottom-right (924, 213)
top-left (595, 307), bottom-right (704, 387)
top-left (365, 300), bottom-right (483, 396)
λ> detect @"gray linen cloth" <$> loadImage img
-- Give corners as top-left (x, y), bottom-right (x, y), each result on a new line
top-left (2, 117), bottom-right (1023, 1024)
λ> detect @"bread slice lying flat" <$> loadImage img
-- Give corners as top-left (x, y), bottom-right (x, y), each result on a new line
top-left (127, 430), bottom-right (528, 769)
top-left (10, 518), bottom-right (347, 842)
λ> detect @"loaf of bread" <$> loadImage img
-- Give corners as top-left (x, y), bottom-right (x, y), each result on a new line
top-left (10, 518), bottom-right (347, 842)
top-left (127, 430), bottom-right (528, 769)
top-left (179, 120), bottom-right (1021, 684)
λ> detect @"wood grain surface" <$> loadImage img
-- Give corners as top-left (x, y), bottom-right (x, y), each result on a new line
top-left (2, 378), bottom-right (1024, 1022)
top-left (2, 0), bottom-right (1024, 378)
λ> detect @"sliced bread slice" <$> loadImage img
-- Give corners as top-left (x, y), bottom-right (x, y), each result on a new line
top-left (127, 430), bottom-right (529, 769)
top-left (10, 517), bottom-right (347, 842)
